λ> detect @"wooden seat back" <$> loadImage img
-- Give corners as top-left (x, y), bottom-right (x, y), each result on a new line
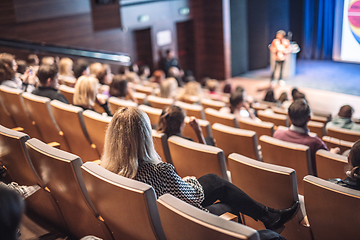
top-left (200, 98), bottom-right (226, 111)
top-left (147, 95), bottom-right (173, 109)
top-left (175, 101), bottom-right (205, 120)
top-left (25, 138), bottom-right (113, 240)
top-left (134, 84), bottom-right (154, 95)
top-left (307, 120), bottom-right (325, 138)
top-left (138, 105), bottom-right (162, 128)
top-left (50, 100), bottom-right (100, 162)
top-left (108, 97), bottom-right (138, 115)
top-left (304, 175), bottom-right (360, 240)
top-left (58, 85), bottom-right (75, 104)
top-left (327, 126), bottom-right (360, 142)
top-left (205, 108), bottom-right (238, 128)
top-left (83, 110), bottom-right (112, 156)
top-left (0, 85), bottom-right (42, 139)
top-left (152, 130), bottom-right (172, 164)
top-left (0, 93), bottom-right (16, 128)
top-left (81, 162), bottom-right (166, 240)
top-left (316, 149), bottom-right (347, 180)
top-left (167, 136), bottom-right (228, 180)
top-left (238, 117), bottom-right (274, 143)
top-left (212, 123), bottom-right (260, 160)
top-left (132, 92), bottom-right (147, 105)
top-left (182, 116), bottom-right (212, 140)
top-left (322, 136), bottom-right (354, 154)
top-left (257, 110), bottom-right (289, 127)
top-left (157, 193), bottom-right (260, 240)
top-left (260, 135), bottom-right (311, 195)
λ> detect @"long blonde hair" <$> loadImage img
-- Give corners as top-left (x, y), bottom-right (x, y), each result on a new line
top-left (73, 75), bottom-right (98, 108)
top-left (101, 107), bottom-right (160, 178)
top-left (59, 58), bottom-right (73, 76)
top-left (160, 77), bottom-right (178, 99)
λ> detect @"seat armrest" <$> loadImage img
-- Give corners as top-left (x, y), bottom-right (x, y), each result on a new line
top-left (11, 127), bottom-right (24, 132)
top-left (47, 142), bottom-right (60, 149)
top-left (219, 212), bottom-right (238, 222)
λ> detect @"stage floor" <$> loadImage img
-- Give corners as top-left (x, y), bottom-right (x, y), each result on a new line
top-left (241, 60), bottom-right (360, 97)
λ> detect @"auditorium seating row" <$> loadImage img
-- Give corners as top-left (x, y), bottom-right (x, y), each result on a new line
top-left (1, 124), bottom-right (358, 240)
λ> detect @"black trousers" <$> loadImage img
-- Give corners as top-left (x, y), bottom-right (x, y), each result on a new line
top-left (271, 60), bottom-right (284, 80)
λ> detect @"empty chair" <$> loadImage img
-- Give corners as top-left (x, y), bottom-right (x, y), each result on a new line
top-left (152, 130), bottom-right (172, 164)
top-left (0, 85), bottom-right (42, 139)
top-left (147, 95), bottom-right (173, 109)
top-left (260, 135), bottom-right (311, 195)
top-left (228, 154), bottom-right (310, 240)
top-left (0, 125), bottom-right (67, 232)
top-left (212, 123), bottom-right (260, 160)
top-left (307, 120), bottom-right (325, 138)
top-left (138, 105), bottom-right (162, 128)
top-left (157, 193), bottom-right (260, 240)
top-left (83, 110), bottom-right (112, 156)
top-left (0, 93), bottom-right (16, 128)
top-left (252, 103), bottom-right (269, 112)
top-left (59, 85), bottom-right (75, 104)
top-left (22, 93), bottom-right (70, 151)
top-left (271, 106), bottom-right (288, 116)
top-left (108, 97), bottom-right (138, 115)
top-left (182, 116), bottom-right (212, 141)
top-left (200, 98), bottom-right (226, 111)
top-left (316, 149), bottom-right (347, 180)
top-left (322, 135), bottom-right (353, 154)
top-left (51, 100), bottom-right (100, 162)
top-left (134, 84), bottom-right (154, 95)
top-left (81, 162), bottom-right (166, 240)
top-left (132, 92), bottom-right (147, 105)
top-left (304, 175), bottom-right (360, 240)
top-left (312, 109), bottom-right (332, 122)
top-left (25, 138), bottom-right (113, 240)
top-left (257, 110), bottom-right (289, 127)
top-left (205, 108), bottom-right (238, 128)
top-left (167, 136), bottom-right (228, 180)
top-left (175, 101), bottom-right (205, 120)
top-left (310, 115), bottom-right (328, 125)
top-left (238, 118), bottom-right (274, 143)
top-left (327, 126), bottom-right (360, 142)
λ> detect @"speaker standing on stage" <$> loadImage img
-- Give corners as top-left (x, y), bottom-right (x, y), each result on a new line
top-left (270, 30), bottom-right (291, 81)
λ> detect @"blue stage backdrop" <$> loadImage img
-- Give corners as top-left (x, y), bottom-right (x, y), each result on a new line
top-left (302, 0), bottom-right (336, 60)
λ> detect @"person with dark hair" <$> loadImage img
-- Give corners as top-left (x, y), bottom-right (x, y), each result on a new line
top-left (73, 58), bottom-right (89, 79)
top-left (161, 49), bottom-right (180, 76)
top-left (326, 105), bottom-right (360, 132)
top-left (270, 30), bottom-right (290, 81)
top-left (274, 99), bottom-right (339, 174)
top-left (109, 74), bottom-right (137, 103)
top-left (139, 65), bottom-right (150, 82)
top-left (129, 63), bottom-right (139, 75)
top-left (32, 64), bottom-right (68, 103)
top-left (264, 90), bottom-right (276, 103)
top-left (0, 186), bottom-right (25, 240)
top-left (291, 88), bottom-right (306, 101)
top-left (27, 54), bottom-right (39, 67)
top-left (278, 92), bottom-right (288, 104)
top-left (15, 60), bottom-right (27, 75)
top-left (220, 89), bottom-right (256, 121)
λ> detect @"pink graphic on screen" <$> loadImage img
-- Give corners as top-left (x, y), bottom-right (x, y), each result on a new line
top-left (348, 0), bottom-right (360, 43)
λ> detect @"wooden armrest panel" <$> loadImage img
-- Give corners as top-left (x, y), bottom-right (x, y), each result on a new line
top-left (47, 142), bottom-right (60, 149)
top-left (219, 212), bottom-right (238, 222)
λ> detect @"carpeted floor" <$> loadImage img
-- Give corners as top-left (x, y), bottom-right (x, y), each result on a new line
top-left (241, 60), bottom-right (360, 96)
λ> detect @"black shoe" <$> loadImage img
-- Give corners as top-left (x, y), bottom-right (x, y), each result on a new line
top-left (263, 201), bottom-right (299, 232)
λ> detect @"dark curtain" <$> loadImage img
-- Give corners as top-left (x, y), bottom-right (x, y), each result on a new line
top-left (301, 0), bottom-right (336, 60)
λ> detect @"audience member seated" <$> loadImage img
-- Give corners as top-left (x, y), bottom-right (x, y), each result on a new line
top-left (73, 58), bottom-right (89, 79)
top-left (178, 81), bottom-right (202, 103)
top-left (281, 88), bottom-right (305, 110)
top-left (58, 57), bottom-right (76, 85)
top-left (264, 90), bottom-right (276, 103)
top-left (129, 63), bottom-right (139, 76)
top-left (160, 77), bottom-right (178, 99)
top-left (278, 92), bottom-right (288, 104)
top-left (0, 53), bottom-right (35, 92)
top-left (149, 70), bottom-right (165, 85)
top-left (41, 56), bottom-right (55, 66)
top-left (109, 74), bottom-right (137, 103)
top-left (157, 105), bottom-right (206, 144)
top-left (273, 99), bottom-right (339, 172)
top-left (32, 64), bottom-right (69, 103)
top-left (0, 186), bottom-right (25, 240)
top-left (182, 70), bottom-right (195, 84)
top-left (100, 106), bottom-right (298, 238)
top-left (15, 60), bottom-right (26, 79)
top-left (220, 88), bottom-right (257, 121)
top-left (161, 49), bottom-right (180, 76)
top-left (139, 65), bottom-right (150, 82)
top-left (206, 79), bottom-right (222, 101)
top-left (168, 66), bottom-right (183, 87)
top-left (326, 105), bottom-right (360, 132)
top-left (26, 54), bottom-right (40, 68)
top-left (329, 139), bottom-right (360, 190)
top-left (73, 76), bottom-right (112, 116)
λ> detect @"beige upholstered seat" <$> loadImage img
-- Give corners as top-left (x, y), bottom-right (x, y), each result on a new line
top-left (58, 85), bottom-right (75, 104)
top-left (108, 97), bottom-right (138, 115)
top-left (257, 110), bottom-right (289, 127)
top-left (200, 98), bottom-right (226, 111)
top-left (182, 116), bottom-right (212, 140)
top-left (82, 110), bottom-right (112, 156)
top-left (307, 120), bottom-right (325, 138)
top-left (316, 149), bottom-right (347, 180)
top-left (138, 105), bottom-right (162, 128)
top-left (212, 123), bottom-right (260, 160)
top-left (260, 135), bottom-right (311, 195)
top-left (25, 138), bottom-right (113, 240)
top-left (152, 130), bottom-right (172, 164)
top-left (22, 93), bottom-right (70, 151)
top-left (327, 126), bottom-right (360, 142)
top-left (0, 93), bottom-right (16, 128)
top-left (322, 135), bottom-right (353, 154)
top-left (175, 101), bottom-right (205, 120)
top-left (132, 92), bottom-right (147, 105)
top-left (81, 162), bottom-right (166, 240)
top-left (50, 100), bottom-right (100, 162)
top-left (147, 95), bottom-right (173, 109)
top-left (0, 85), bottom-right (42, 139)
top-left (134, 84), bottom-right (154, 95)
top-left (304, 175), bottom-right (360, 240)
top-left (167, 136), bottom-right (228, 180)
top-left (238, 117), bottom-right (274, 143)
top-left (157, 193), bottom-right (260, 240)
top-left (205, 108), bottom-right (238, 128)
top-left (228, 154), bottom-right (310, 240)
top-left (0, 125), bottom-right (67, 232)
